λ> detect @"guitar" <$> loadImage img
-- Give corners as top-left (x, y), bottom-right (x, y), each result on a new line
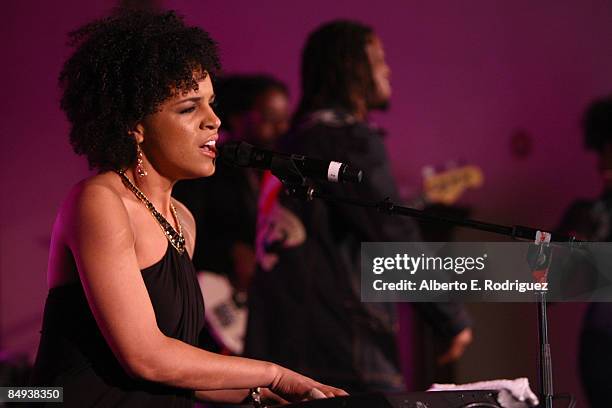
top-left (197, 272), bottom-right (248, 355)
top-left (407, 164), bottom-right (484, 209)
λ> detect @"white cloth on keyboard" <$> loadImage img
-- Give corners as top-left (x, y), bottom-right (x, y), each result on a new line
top-left (427, 377), bottom-right (539, 407)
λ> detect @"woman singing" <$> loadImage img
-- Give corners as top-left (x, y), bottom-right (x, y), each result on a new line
top-left (30, 10), bottom-right (346, 407)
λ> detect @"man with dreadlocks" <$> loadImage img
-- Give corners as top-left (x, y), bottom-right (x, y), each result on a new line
top-left (245, 20), bottom-right (473, 393)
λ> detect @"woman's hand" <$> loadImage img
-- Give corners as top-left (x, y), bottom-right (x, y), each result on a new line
top-left (269, 365), bottom-right (348, 402)
top-left (260, 388), bottom-right (289, 405)
top-left (195, 387), bottom-right (290, 405)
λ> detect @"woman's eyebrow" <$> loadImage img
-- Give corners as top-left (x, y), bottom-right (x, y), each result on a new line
top-left (173, 96), bottom-right (202, 105)
top-left (173, 93), bottom-right (216, 105)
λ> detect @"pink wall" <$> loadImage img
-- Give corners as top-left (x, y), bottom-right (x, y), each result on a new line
top-left (1, 0), bottom-right (111, 359)
top-left (3, 1), bottom-right (612, 405)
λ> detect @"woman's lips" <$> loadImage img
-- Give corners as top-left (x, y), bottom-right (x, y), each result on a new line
top-left (200, 140), bottom-right (217, 158)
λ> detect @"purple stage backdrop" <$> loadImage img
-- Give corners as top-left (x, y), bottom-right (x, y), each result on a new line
top-left (2, 0), bottom-right (612, 405)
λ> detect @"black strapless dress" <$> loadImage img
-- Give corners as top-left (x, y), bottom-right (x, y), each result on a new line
top-left (31, 244), bottom-right (206, 407)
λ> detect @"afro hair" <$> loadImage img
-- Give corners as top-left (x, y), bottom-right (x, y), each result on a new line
top-left (60, 10), bottom-right (221, 171)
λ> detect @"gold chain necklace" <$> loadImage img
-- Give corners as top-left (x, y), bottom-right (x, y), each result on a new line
top-left (116, 170), bottom-right (186, 254)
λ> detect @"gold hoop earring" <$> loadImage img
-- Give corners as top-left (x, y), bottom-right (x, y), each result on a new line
top-left (136, 144), bottom-right (147, 177)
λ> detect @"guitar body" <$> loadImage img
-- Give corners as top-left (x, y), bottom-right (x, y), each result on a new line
top-left (420, 164), bottom-right (484, 207)
top-left (197, 271), bottom-right (248, 355)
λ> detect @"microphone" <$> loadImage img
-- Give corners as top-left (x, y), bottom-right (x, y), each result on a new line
top-left (219, 141), bottom-right (363, 184)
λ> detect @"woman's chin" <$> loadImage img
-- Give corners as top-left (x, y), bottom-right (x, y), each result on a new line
top-left (176, 164), bottom-right (216, 180)
top-left (198, 163), bottom-right (216, 178)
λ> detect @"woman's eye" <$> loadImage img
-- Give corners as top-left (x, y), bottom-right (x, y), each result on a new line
top-left (180, 106), bottom-right (196, 114)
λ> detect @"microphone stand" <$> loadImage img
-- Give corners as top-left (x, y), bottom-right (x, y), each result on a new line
top-left (277, 174), bottom-right (580, 408)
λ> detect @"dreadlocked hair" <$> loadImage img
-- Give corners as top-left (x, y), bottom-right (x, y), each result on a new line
top-left (295, 20), bottom-right (374, 120)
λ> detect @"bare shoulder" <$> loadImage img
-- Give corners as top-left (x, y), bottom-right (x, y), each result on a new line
top-left (48, 173), bottom-right (136, 287)
top-left (59, 173), bottom-right (134, 247)
top-left (171, 197), bottom-right (196, 256)
top-left (62, 173), bottom-right (128, 215)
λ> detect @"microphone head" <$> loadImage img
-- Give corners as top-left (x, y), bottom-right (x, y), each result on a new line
top-left (219, 141), bottom-right (253, 167)
top-left (342, 166), bottom-right (363, 183)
